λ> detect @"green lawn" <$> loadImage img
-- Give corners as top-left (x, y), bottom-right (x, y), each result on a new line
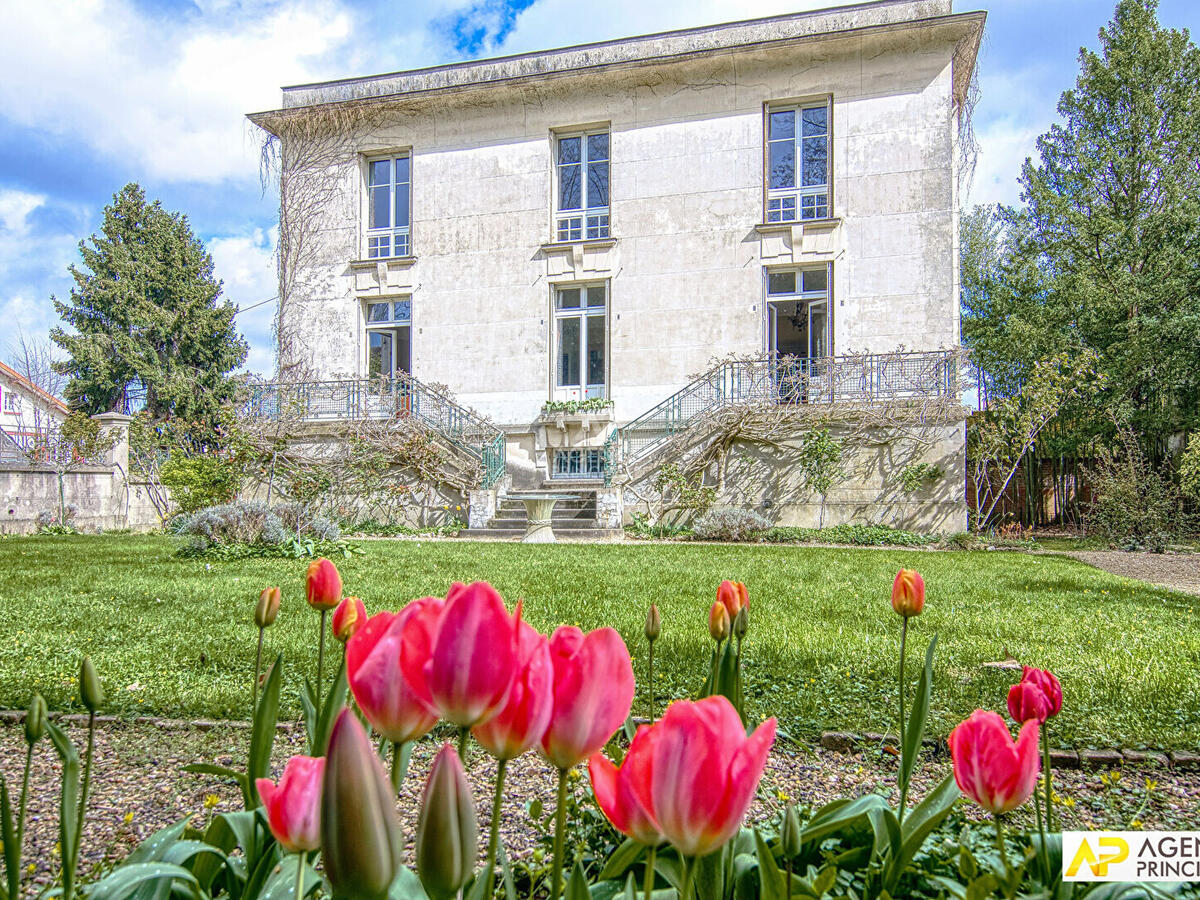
top-left (2, 534), bottom-right (1197, 750)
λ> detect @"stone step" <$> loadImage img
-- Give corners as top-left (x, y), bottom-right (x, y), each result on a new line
top-left (486, 519), bottom-right (599, 532)
top-left (460, 527), bottom-right (624, 542)
top-left (492, 508), bottom-right (597, 520)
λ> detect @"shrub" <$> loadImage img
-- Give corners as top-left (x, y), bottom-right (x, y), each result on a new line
top-left (899, 462), bottom-right (943, 493)
top-left (172, 500), bottom-right (341, 552)
top-left (692, 506), bottom-right (771, 542)
top-left (1085, 430), bottom-right (1183, 551)
top-left (160, 454), bottom-right (242, 514)
top-left (1181, 432), bottom-right (1200, 505)
top-left (760, 523), bottom-right (938, 547)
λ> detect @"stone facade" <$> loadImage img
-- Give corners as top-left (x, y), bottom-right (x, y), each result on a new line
top-left (250, 0), bottom-right (983, 532)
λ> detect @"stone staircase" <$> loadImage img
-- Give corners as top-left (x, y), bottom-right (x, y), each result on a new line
top-left (462, 490), bottom-right (622, 541)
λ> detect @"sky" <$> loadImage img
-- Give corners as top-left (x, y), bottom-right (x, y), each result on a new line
top-left (0, 0), bottom-right (1196, 378)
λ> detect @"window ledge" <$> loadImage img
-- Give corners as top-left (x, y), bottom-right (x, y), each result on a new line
top-left (755, 217), bottom-right (841, 234)
top-left (349, 256), bottom-right (417, 270)
top-left (539, 238), bottom-right (617, 253)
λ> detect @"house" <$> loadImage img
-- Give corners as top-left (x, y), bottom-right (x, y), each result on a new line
top-left (0, 360), bottom-right (69, 451)
top-left (248, 0), bottom-right (983, 534)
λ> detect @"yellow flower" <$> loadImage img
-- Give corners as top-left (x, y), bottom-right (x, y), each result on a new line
top-left (775, 789), bottom-right (790, 802)
top-left (204, 794), bottom-right (220, 810)
top-left (26, 863), bottom-right (35, 875)
top-left (123, 811), bottom-right (134, 824)
top-left (1131, 819), bottom-right (1143, 829)
top-left (1145, 777), bottom-right (1158, 792)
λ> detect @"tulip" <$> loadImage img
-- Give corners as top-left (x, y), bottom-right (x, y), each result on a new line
top-left (415, 744), bottom-right (478, 900)
top-left (255, 586), bottom-right (281, 628)
top-left (256, 755), bottom-right (324, 853)
top-left (332, 596), bottom-right (366, 643)
top-left (24, 694), bottom-right (46, 746)
top-left (891, 569), bottom-right (925, 618)
top-left (75, 658), bottom-right (103, 900)
top-left (1019, 665), bottom-right (1063, 832)
top-left (733, 605), bottom-right (748, 641)
top-left (1007, 680), bottom-right (1051, 725)
top-left (717, 580), bottom-right (748, 618)
top-left (13, 694), bottom-right (47, 896)
top-left (644, 604), bottom-right (661, 722)
top-left (949, 710), bottom-right (1040, 816)
top-left (588, 725), bottom-right (662, 847)
top-left (306, 558), bottom-right (343, 695)
top-left (708, 600), bottom-right (730, 642)
top-left (321, 709), bottom-right (403, 900)
top-left (427, 582), bottom-right (522, 729)
top-left (541, 625), bottom-right (636, 899)
top-left (80, 657), bottom-right (104, 713)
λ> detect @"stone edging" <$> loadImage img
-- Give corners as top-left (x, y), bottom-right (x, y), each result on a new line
top-left (819, 731), bottom-right (1200, 770)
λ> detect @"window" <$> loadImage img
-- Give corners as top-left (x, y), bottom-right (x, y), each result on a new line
top-left (553, 449), bottom-right (606, 479)
top-left (555, 131), bottom-right (609, 242)
top-left (3, 390), bottom-right (17, 413)
top-left (766, 266), bottom-right (832, 359)
top-left (365, 300), bottom-right (412, 379)
top-left (766, 103), bottom-right (829, 222)
top-left (553, 284), bottom-right (607, 400)
top-left (366, 155), bottom-right (411, 258)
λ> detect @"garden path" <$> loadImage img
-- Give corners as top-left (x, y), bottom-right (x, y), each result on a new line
top-left (1066, 550), bottom-right (1200, 596)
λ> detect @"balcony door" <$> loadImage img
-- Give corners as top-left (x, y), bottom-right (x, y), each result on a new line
top-left (554, 284), bottom-right (607, 401)
top-left (766, 267), bottom-right (831, 402)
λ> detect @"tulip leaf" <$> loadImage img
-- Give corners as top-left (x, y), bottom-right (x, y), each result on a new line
top-left (801, 794), bottom-right (888, 849)
top-left (313, 663), bottom-right (348, 757)
top-left (497, 838), bottom-right (518, 900)
top-left (46, 721), bottom-right (80, 900)
top-left (695, 846), bottom-right (728, 900)
top-left (388, 866), bottom-right (431, 900)
top-left (299, 680), bottom-right (318, 757)
top-left (753, 830), bottom-right (786, 900)
top-left (125, 819), bottom-right (188, 864)
top-left (623, 873), bottom-right (637, 900)
top-left (565, 860), bottom-right (590, 900)
top-left (900, 635), bottom-right (938, 797)
top-left (248, 654), bottom-right (283, 808)
top-left (87, 863), bottom-right (201, 900)
top-left (883, 773), bottom-right (960, 892)
top-left (1, 773), bottom-right (18, 900)
top-left (964, 873), bottom-right (999, 900)
top-left (597, 838), bottom-right (643, 882)
top-left (182, 765), bottom-right (251, 809)
top-left (261, 855), bottom-right (320, 900)
top-left (716, 643), bottom-right (739, 716)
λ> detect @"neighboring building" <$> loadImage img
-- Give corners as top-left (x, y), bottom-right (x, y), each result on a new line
top-left (0, 360), bottom-right (69, 448)
top-left (249, 0), bottom-right (984, 532)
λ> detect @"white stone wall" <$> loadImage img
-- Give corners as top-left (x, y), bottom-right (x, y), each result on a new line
top-left (282, 24), bottom-right (965, 430)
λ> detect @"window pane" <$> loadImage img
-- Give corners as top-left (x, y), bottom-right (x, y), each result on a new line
top-left (559, 163), bottom-right (582, 211)
top-left (768, 140), bottom-right (795, 189)
top-left (586, 285), bottom-right (605, 307)
top-left (558, 317), bottom-right (581, 387)
top-left (586, 314), bottom-right (605, 386)
top-left (558, 136), bottom-right (581, 164)
top-left (394, 182), bottom-right (410, 228)
top-left (368, 303), bottom-right (390, 323)
top-left (557, 288), bottom-right (581, 309)
top-left (587, 132), bottom-right (609, 161)
top-left (768, 109), bottom-right (794, 140)
top-left (802, 137), bottom-right (827, 187)
top-left (369, 159), bottom-right (390, 187)
top-left (809, 302), bottom-right (829, 357)
top-left (767, 271), bottom-right (796, 295)
top-left (368, 330), bottom-right (393, 378)
top-left (587, 160), bottom-right (609, 208)
top-left (802, 268), bottom-right (827, 294)
top-left (370, 185), bottom-right (391, 229)
top-left (392, 300), bottom-right (411, 322)
top-left (394, 155), bottom-right (410, 184)
top-left (802, 106), bottom-right (828, 137)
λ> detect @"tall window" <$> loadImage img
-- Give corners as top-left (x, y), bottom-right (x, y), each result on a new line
top-left (766, 103), bottom-right (829, 222)
top-left (766, 267), bottom-right (831, 359)
top-left (366, 155), bottom-right (411, 258)
top-left (556, 131), bottom-right (609, 242)
top-left (365, 299), bottom-right (412, 379)
top-left (553, 284), bottom-right (606, 400)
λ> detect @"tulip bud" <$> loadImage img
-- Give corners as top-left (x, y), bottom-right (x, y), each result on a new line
top-left (891, 569), bottom-right (925, 618)
top-left (255, 586), bottom-right (281, 629)
top-left (24, 693), bottom-right (46, 745)
top-left (322, 710), bottom-right (403, 899)
top-left (781, 803), bottom-right (801, 858)
top-left (708, 601), bottom-right (730, 642)
top-left (306, 557), bottom-right (343, 611)
top-left (332, 596), bottom-right (367, 643)
top-left (644, 604), bottom-right (661, 643)
top-left (733, 605), bottom-right (749, 640)
top-left (416, 744), bottom-right (479, 900)
top-left (80, 657), bottom-right (104, 713)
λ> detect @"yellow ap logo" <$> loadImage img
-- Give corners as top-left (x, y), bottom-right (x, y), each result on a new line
top-left (1067, 837), bottom-right (1129, 877)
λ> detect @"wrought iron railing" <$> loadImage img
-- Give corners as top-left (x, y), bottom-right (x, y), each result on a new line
top-left (605, 350), bottom-right (958, 483)
top-left (244, 375), bottom-right (507, 488)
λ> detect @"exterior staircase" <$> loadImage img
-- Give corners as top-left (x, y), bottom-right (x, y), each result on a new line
top-left (462, 490), bottom-right (622, 541)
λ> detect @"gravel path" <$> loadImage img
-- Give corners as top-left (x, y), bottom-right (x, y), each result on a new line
top-left (3, 719), bottom-right (1198, 890)
top-left (1066, 551), bottom-right (1200, 596)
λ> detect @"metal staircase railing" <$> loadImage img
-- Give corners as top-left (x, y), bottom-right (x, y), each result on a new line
top-left (604, 350), bottom-right (957, 484)
top-left (244, 374), bottom-right (507, 488)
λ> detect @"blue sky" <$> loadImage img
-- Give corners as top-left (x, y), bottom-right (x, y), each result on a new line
top-left (0, 0), bottom-right (1196, 377)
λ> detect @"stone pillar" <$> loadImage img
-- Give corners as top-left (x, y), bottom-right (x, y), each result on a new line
top-left (595, 487), bottom-right (623, 530)
top-left (468, 488), bottom-right (497, 529)
top-left (93, 412), bottom-right (132, 473)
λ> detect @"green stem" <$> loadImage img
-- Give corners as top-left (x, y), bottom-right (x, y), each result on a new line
top-left (253, 626), bottom-right (264, 714)
top-left (735, 634), bottom-right (744, 714)
top-left (647, 641), bottom-right (656, 722)
top-left (897, 616), bottom-right (909, 823)
top-left (391, 741), bottom-right (412, 793)
top-left (458, 726), bottom-right (469, 762)
top-left (993, 815), bottom-right (1014, 899)
top-left (679, 855), bottom-right (696, 900)
top-left (644, 844), bottom-right (657, 900)
top-left (484, 758), bottom-right (508, 899)
top-left (316, 610), bottom-right (328, 699)
top-left (1032, 779), bottom-right (1050, 883)
top-left (552, 768), bottom-right (569, 900)
top-left (294, 851), bottom-right (306, 899)
top-left (72, 711), bottom-right (96, 895)
top-left (785, 858), bottom-right (793, 900)
top-left (17, 743), bottom-right (32, 856)
top-left (1042, 728), bottom-right (1054, 833)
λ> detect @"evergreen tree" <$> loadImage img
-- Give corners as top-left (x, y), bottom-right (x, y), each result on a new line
top-left (51, 183), bottom-right (248, 424)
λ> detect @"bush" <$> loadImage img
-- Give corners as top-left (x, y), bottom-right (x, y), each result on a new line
top-left (1085, 431), bottom-right (1183, 551)
top-left (761, 523), bottom-right (938, 547)
top-left (160, 454), bottom-right (242, 514)
top-left (172, 500), bottom-right (341, 552)
top-left (1181, 432), bottom-right (1200, 505)
top-left (692, 506), bottom-right (771, 542)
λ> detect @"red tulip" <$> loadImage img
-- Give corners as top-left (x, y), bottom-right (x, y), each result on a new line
top-left (949, 709), bottom-right (1040, 815)
top-left (588, 724), bottom-right (663, 846)
top-left (332, 596), bottom-right (367, 643)
top-left (426, 582), bottom-right (522, 728)
top-left (1020, 666), bottom-right (1062, 718)
top-left (347, 602), bottom-right (440, 744)
top-left (540, 626), bottom-right (636, 769)
top-left (472, 617), bottom-right (553, 760)
top-left (645, 696), bottom-right (776, 857)
top-left (717, 580), bottom-right (748, 618)
top-left (708, 601), bottom-right (730, 642)
top-left (306, 557), bottom-right (342, 610)
top-left (255, 755), bottom-right (324, 853)
top-left (1007, 680), bottom-right (1051, 725)
top-left (891, 569), bottom-right (925, 618)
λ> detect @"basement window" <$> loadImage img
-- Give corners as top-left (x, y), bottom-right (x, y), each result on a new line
top-left (553, 449), bottom-right (605, 479)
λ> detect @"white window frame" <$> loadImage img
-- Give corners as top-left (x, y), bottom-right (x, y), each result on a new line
top-left (765, 100), bottom-right (831, 223)
top-left (3, 390), bottom-right (18, 414)
top-left (364, 298), bottom-right (412, 380)
top-left (554, 129), bottom-right (610, 242)
top-left (765, 265), bottom-right (833, 359)
top-left (364, 153), bottom-right (412, 259)
top-left (552, 282), bottom-right (608, 401)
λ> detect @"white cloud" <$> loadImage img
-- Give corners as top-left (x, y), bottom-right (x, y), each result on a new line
top-left (207, 228), bottom-right (279, 375)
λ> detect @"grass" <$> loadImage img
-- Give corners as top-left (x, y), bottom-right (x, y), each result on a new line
top-left (2, 534), bottom-right (1198, 750)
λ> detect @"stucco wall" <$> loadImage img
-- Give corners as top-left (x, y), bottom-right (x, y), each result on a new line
top-left (0, 467), bottom-right (164, 535)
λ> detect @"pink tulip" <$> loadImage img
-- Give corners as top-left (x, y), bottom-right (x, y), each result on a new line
top-left (645, 696), bottom-right (776, 857)
top-left (891, 569), bottom-right (925, 617)
top-left (306, 557), bottom-right (342, 610)
top-left (426, 582), bottom-right (522, 728)
top-left (347, 601), bottom-right (440, 744)
top-left (1007, 680), bottom-right (1051, 725)
top-left (540, 626), bottom-right (635, 770)
top-left (1020, 666), bottom-right (1062, 718)
top-left (949, 709), bottom-right (1040, 815)
top-left (472, 616), bottom-right (553, 760)
top-left (588, 724), bottom-right (663, 846)
top-left (255, 755), bottom-right (325, 853)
